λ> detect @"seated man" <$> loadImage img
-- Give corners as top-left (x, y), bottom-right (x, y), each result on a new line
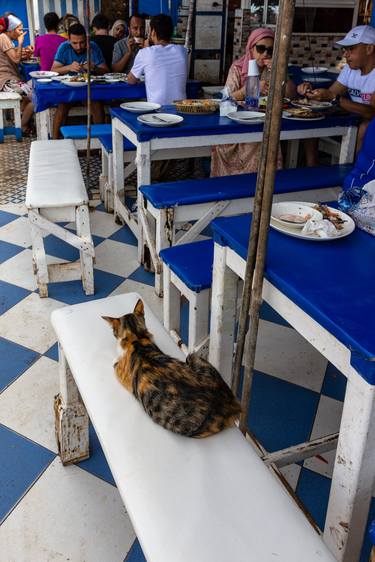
top-left (127, 14), bottom-right (187, 105)
top-left (299, 25), bottom-right (375, 155)
top-left (112, 14), bottom-right (145, 74)
top-left (34, 12), bottom-right (66, 71)
top-left (92, 13), bottom-right (116, 70)
top-left (51, 23), bottom-right (109, 138)
top-left (0, 14), bottom-right (34, 134)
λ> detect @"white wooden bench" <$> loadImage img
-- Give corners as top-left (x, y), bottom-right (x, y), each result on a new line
top-left (52, 292), bottom-right (336, 562)
top-left (0, 92), bottom-right (22, 142)
top-left (26, 139), bottom-right (94, 297)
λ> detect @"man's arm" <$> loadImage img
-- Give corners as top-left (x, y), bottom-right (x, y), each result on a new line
top-left (339, 91), bottom-right (375, 119)
top-left (112, 39), bottom-right (138, 73)
top-left (126, 71), bottom-right (139, 84)
top-left (52, 59), bottom-right (81, 74)
top-left (305, 81), bottom-right (348, 101)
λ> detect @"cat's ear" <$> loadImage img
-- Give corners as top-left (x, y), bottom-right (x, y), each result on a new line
top-left (133, 299), bottom-right (144, 317)
top-left (102, 316), bottom-right (121, 331)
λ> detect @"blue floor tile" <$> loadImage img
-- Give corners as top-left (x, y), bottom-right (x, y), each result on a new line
top-left (124, 540), bottom-right (146, 562)
top-left (0, 210), bottom-right (20, 228)
top-left (44, 342), bottom-right (58, 362)
top-left (128, 266), bottom-right (155, 287)
top-left (321, 362), bottom-right (347, 403)
top-left (259, 301), bottom-right (291, 328)
top-left (0, 424), bottom-right (55, 523)
top-left (109, 225), bottom-right (138, 247)
top-left (295, 467), bottom-right (331, 531)
top-left (0, 337), bottom-right (40, 392)
top-left (248, 370), bottom-right (320, 452)
top-left (0, 280), bottom-right (30, 315)
top-left (77, 424), bottom-right (115, 486)
top-left (41, 233), bottom-right (104, 262)
top-left (46, 269), bottom-right (125, 305)
top-left (0, 240), bottom-right (24, 264)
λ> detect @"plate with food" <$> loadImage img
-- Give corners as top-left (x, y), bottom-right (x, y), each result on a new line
top-left (120, 101), bottom-right (161, 113)
top-left (270, 202), bottom-right (355, 241)
top-left (137, 113), bottom-right (184, 127)
top-left (64, 76), bottom-right (89, 87)
top-left (226, 110), bottom-right (265, 124)
top-left (291, 98), bottom-right (333, 110)
top-left (174, 99), bottom-right (219, 114)
top-left (282, 108), bottom-right (325, 121)
top-left (271, 202), bottom-right (322, 229)
top-left (52, 75), bottom-right (69, 81)
top-left (30, 70), bottom-right (59, 79)
top-left (104, 72), bottom-right (127, 82)
top-left (301, 66), bottom-right (328, 74)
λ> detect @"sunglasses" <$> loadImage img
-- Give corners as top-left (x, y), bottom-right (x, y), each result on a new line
top-left (255, 44), bottom-right (273, 56)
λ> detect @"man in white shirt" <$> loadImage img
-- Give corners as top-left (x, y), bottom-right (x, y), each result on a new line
top-left (127, 14), bottom-right (187, 105)
top-left (299, 25), bottom-right (375, 152)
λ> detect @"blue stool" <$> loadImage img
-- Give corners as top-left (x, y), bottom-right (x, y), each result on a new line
top-left (159, 239), bottom-right (214, 356)
top-left (0, 92), bottom-right (22, 142)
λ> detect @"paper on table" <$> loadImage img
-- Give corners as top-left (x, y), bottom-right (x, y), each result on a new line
top-left (301, 219), bottom-right (338, 238)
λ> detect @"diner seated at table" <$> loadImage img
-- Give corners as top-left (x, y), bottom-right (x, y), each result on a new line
top-left (298, 25), bottom-right (375, 161)
top-left (34, 12), bottom-right (66, 71)
top-left (210, 27), bottom-right (296, 177)
top-left (58, 13), bottom-right (80, 39)
top-left (0, 14), bottom-right (34, 134)
top-left (92, 13), bottom-right (116, 70)
top-left (51, 23), bottom-right (109, 139)
top-left (112, 14), bottom-right (146, 75)
top-left (127, 14), bottom-right (187, 105)
top-left (110, 19), bottom-right (127, 42)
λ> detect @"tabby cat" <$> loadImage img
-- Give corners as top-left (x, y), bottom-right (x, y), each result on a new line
top-left (103, 299), bottom-right (241, 438)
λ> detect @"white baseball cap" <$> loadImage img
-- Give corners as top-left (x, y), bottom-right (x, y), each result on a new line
top-left (335, 25), bottom-right (375, 48)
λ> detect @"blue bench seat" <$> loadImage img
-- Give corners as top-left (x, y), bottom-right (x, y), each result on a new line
top-left (60, 124), bottom-right (112, 139)
top-left (140, 164), bottom-right (352, 209)
top-left (97, 133), bottom-right (135, 153)
top-left (160, 239), bottom-right (214, 293)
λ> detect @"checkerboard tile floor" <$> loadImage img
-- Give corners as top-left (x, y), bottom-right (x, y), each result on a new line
top-left (0, 139), bottom-right (374, 560)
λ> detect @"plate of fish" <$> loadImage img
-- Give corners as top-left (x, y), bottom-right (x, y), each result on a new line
top-left (271, 202), bottom-right (322, 228)
top-left (30, 70), bottom-right (59, 78)
top-left (291, 98), bottom-right (333, 110)
top-left (282, 108), bottom-right (325, 121)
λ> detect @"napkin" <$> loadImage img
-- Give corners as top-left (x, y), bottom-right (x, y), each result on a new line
top-left (301, 219), bottom-right (338, 238)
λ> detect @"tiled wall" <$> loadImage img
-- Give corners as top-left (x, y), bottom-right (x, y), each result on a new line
top-left (233, 9), bottom-right (346, 71)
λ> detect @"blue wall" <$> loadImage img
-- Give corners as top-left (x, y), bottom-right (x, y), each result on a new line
top-left (0, 0), bottom-right (30, 45)
top-left (137, 0), bottom-right (180, 26)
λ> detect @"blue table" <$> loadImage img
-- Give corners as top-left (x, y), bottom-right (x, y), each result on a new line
top-left (21, 61), bottom-right (40, 81)
top-left (209, 213), bottom-right (375, 562)
top-left (110, 105), bottom-right (358, 245)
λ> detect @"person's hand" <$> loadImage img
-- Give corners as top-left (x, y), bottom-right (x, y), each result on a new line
top-left (297, 82), bottom-right (312, 96)
top-left (127, 37), bottom-right (138, 52)
top-left (306, 88), bottom-right (331, 101)
top-left (69, 61), bottom-right (81, 73)
top-left (80, 60), bottom-right (95, 71)
top-left (17, 31), bottom-right (27, 47)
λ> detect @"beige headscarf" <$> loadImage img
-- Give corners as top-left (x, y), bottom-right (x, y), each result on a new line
top-left (110, 19), bottom-right (127, 39)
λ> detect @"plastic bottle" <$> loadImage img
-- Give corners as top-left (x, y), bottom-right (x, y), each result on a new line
top-left (338, 186), bottom-right (364, 212)
top-left (245, 60), bottom-right (260, 109)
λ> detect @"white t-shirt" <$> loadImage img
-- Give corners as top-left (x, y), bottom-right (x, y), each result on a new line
top-left (338, 63), bottom-right (375, 104)
top-left (131, 44), bottom-right (188, 105)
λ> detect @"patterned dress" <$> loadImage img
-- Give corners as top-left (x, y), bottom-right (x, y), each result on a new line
top-left (210, 64), bottom-right (283, 177)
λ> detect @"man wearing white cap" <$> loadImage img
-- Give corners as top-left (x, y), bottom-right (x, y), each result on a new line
top-left (299, 25), bottom-right (375, 151)
top-left (0, 14), bottom-right (34, 133)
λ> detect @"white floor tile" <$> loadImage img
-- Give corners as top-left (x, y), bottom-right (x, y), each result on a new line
top-left (94, 239), bottom-right (139, 278)
top-left (279, 463), bottom-right (302, 491)
top-left (67, 209), bottom-right (122, 239)
top-left (1, 203), bottom-right (27, 216)
top-left (303, 395), bottom-right (343, 478)
top-left (0, 250), bottom-right (66, 292)
top-left (0, 216), bottom-right (31, 248)
top-left (0, 356), bottom-right (59, 453)
top-left (0, 458), bottom-right (135, 562)
top-left (111, 278), bottom-right (163, 321)
top-left (0, 293), bottom-right (64, 354)
top-left (254, 320), bottom-right (328, 393)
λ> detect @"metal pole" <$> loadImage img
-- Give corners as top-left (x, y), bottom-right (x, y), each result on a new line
top-left (85, 0), bottom-right (92, 196)
top-left (236, 0), bottom-right (296, 433)
top-left (231, 1), bottom-right (286, 396)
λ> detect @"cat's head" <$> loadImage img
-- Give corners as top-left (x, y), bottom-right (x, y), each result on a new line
top-left (102, 299), bottom-right (148, 340)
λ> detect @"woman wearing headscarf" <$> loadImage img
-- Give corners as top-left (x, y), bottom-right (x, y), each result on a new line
top-left (211, 27), bottom-right (296, 177)
top-left (0, 14), bottom-right (34, 133)
top-left (110, 19), bottom-right (127, 41)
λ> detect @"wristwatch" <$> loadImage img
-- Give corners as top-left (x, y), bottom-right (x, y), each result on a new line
top-left (331, 94), bottom-right (341, 106)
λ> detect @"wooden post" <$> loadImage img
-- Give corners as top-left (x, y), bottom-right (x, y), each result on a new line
top-left (231, 0), bottom-right (296, 433)
top-left (85, 0), bottom-right (92, 195)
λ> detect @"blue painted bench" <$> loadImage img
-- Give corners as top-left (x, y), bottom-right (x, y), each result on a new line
top-left (140, 163), bottom-right (352, 295)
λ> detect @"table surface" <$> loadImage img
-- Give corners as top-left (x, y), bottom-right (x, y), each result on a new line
top-left (111, 105), bottom-right (358, 143)
top-left (212, 213), bottom-right (375, 383)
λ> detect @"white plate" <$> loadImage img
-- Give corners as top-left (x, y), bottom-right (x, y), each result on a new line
top-left (282, 111), bottom-right (325, 122)
top-left (271, 202), bottom-right (322, 228)
top-left (120, 101), bottom-right (161, 113)
top-left (291, 100), bottom-right (332, 110)
top-left (37, 78), bottom-right (52, 83)
top-left (104, 73), bottom-right (127, 80)
top-left (52, 75), bottom-right (69, 81)
top-left (137, 113), bottom-right (184, 127)
top-left (64, 80), bottom-right (88, 87)
top-left (29, 70), bottom-right (58, 78)
top-left (301, 66), bottom-right (328, 74)
top-left (270, 203), bottom-right (355, 241)
top-left (308, 76), bottom-right (333, 84)
top-left (226, 111), bottom-right (265, 124)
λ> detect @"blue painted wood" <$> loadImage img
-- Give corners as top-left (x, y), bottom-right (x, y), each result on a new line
top-left (160, 239), bottom-right (214, 292)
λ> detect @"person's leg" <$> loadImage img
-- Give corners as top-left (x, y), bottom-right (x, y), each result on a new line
top-left (303, 138), bottom-right (319, 167)
top-left (53, 103), bottom-right (70, 139)
top-left (355, 119), bottom-right (370, 155)
top-left (91, 101), bottom-right (105, 124)
top-left (21, 97), bottom-right (34, 130)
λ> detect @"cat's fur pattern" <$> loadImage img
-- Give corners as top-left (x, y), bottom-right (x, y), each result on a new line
top-left (103, 299), bottom-right (241, 438)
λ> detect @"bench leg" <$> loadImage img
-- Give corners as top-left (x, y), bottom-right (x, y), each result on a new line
top-left (29, 216), bottom-right (49, 298)
top-left (163, 264), bottom-right (181, 336)
top-left (14, 102), bottom-right (22, 141)
top-left (99, 149), bottom-right (109, 204)
top-left (54, 343), bottom-right (90, 465)
top-left (189, 288), bottom-right (210, 357)
top-left (76, 205), bottom-right (94, 296)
